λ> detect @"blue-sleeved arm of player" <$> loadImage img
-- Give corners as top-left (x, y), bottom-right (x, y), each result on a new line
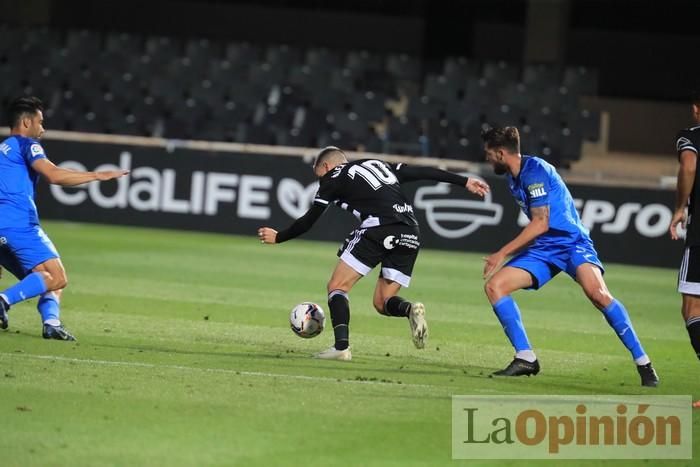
top-left (276, 204), bottom-right (327, 243)
top-left (23, 140), bottom-right (47, 165)
top-left (391, 163), bottom-right (468, 185)
top-left (521, 165), bottom-right (551, 208)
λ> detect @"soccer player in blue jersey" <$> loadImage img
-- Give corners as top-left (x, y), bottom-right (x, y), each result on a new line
top-left (0, 96), bottom-right (128, 340)
top-left (480, 126), bottom-right (659, 387)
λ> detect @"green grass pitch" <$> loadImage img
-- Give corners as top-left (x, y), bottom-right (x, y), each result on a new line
top-left (0, 221), bottom-right (697, 466)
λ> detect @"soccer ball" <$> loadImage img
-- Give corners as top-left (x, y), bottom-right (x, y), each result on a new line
top-left (290, 302), bottom-right (325, 338)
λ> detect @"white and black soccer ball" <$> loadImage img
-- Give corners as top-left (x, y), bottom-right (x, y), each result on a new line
top-left (290, 302), bottom-right (325, 338)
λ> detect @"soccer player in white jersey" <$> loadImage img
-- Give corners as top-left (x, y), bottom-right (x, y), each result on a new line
top-left (259, 146), bottom-right (489, 360)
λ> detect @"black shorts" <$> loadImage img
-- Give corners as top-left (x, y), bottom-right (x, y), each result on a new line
top-left (679, 246), bottom-right (700, 295)
top-left (337, 224), bottom-right (420, 287)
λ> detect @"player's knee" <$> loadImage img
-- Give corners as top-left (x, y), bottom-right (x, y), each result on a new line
top-left (484, 279), bottom-right (504, 302)
top-left (587, 288), bottom-right (612, 310)
top-left (326, 281), bottom-right (339, 294)
top-left (44, 271), bottom-right (68, 291)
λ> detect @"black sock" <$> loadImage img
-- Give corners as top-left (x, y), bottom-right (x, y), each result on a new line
top-left (384, 296), bottom-right (411, 317)
top-left (686, 319), bottom-right (700, 360)
top-left (328, 291), bottom-right (350, 351)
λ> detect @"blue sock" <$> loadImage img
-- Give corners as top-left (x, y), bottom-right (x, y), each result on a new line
top-left (492, 296), bottom-right (532, 352)
top-left (37, 292), bottom-right (60, 324)
top-left (0, 272), bottom-right (48, 306)
top-left (602, 299), bottom-right (645, 360)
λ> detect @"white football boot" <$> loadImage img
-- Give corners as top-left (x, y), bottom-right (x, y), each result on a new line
top-left (408, 302), bottom-right (428, 349)
top-left (314, 346), bottom-right (352, 361)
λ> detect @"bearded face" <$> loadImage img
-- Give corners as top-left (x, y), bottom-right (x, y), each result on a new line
top-left (485, 147), bottom-right (508, 175)
top-left (492, 162), bottom-right (508, 175)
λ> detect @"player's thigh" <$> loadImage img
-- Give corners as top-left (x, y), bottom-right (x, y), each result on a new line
top-left (376, 224), bottom-right (420, 289)
top-left (501, 248), bottom-right (559, 290)
top-left (327, 259), bottom-right (363, 293)
top-left (485, 266), bottom-right (535, 302)
top-left (681, 294), bottom-right (700, 321)
top-left (33, 257), bottom-right (67, 283)
top-left (336, 229), bottom-right (381, 279)
top-left (574, 262), bottom-right (612, 309)
top-left (0, 226), bottom-right (60, 277)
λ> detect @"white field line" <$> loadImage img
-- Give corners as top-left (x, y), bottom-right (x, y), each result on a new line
top-left (0, 352), bottom-right (515, 394)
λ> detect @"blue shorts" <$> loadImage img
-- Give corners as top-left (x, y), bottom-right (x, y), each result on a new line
top-left (0, 225), bottom-right (59, 279)
top-left (506, 241), bottom-right (604, 290)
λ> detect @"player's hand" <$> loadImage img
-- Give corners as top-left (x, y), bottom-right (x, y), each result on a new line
top-left (669, 208), bottom-right (686, 240)
top-left (483, 251), bottom-right (506, 280)
top-left (466, 178), bottom-right (490, 197)
top-left (258, 227), bottom-right (278, 244)
top-left (96, 170), bottom-right (130, 181)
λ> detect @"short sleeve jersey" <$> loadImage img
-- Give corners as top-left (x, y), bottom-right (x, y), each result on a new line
top-left (506, 156), bottom-right (592, 248)
top-left (0, 135), bottom-right (47, 228)
top-left (313, 159), bottom-right (418, 228)
top-left (676, 125), bottom-right (700, 246)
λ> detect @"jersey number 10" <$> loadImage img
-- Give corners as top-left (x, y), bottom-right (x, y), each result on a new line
top-left (347, 160), bottom-right (398, 190)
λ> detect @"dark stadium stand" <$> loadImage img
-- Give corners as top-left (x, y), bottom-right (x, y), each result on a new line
top-left (1, 24), bottom-right (600, 167)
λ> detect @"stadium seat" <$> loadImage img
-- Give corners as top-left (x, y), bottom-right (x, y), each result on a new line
top-left (265, 44), bottom-right (303, 68)
top-left (563, 66), bottom-right (599, 96)
top-left (65, 29), bottom-right (102, 58)
top-left (522, 63), bottom-right (561, 90)
top-left (350, 91), bottom-right (387, 122)
top-left (184, 38), bottom-right (219, 67)
top-left (346, 50), bottom-right (384, 74)
top-left (482, 60), bottom-right (520, 85)
top-left (443, 56), bottom-right (480, 84)
top-left (305, 47), bottom-right (342, 68)
top-left (424, 74), bottom-right (458, 103)
top-left (386, 53), bottom-right (421, 81)
top-left (224, 41), bottom-right (262, 66)
top-left (104, 31), bottom-right (143, 57)
top-left (0, 24), bottom-right (600, 167)
top-left (406, 95), bottom-right (445, 120)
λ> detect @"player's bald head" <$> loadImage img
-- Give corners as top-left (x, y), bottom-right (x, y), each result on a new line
top-left (313, 146), bottom-right (348, 178)
top-left (314, 146), bottom-right (347, 168)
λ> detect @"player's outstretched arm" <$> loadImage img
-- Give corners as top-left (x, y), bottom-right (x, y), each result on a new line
top-left (32, 159), bottom-right (129, 186)
top-left (258, 204), bottom-right (326, 245)
top-left (394, 164), bottom-right (489, 197)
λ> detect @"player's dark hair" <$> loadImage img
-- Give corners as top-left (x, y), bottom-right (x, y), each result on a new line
top-left (313, 146), bottom-right (347, 168)
top-left (7, 96), bottom-right (43, 128)
top-left (691, 89), bottom-right (700, 106)
top-left (481, 126), bottom-right (520, 154)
